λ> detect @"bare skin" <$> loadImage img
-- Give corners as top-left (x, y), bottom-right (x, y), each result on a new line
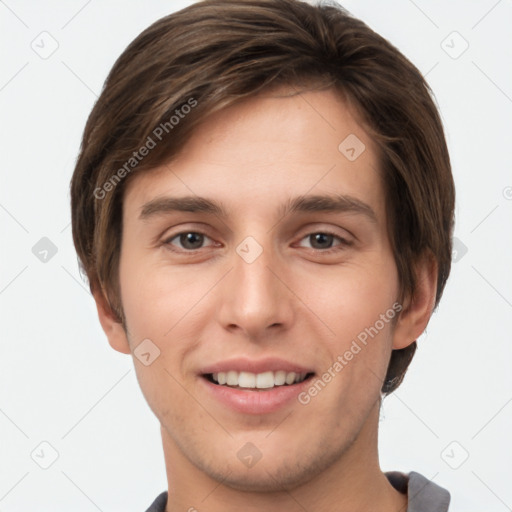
top-left (94, 87), bottom-right (436, 511)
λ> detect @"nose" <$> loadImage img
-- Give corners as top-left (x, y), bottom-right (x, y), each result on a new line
top-left (216, 236), bottom-right (295, 341)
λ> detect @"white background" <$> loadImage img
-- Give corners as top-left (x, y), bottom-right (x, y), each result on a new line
top-left (1, 1), bottom-right (511, 511)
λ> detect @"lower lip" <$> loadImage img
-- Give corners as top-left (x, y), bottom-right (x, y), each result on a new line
top-left (199, 375), bottom-right (314, 415)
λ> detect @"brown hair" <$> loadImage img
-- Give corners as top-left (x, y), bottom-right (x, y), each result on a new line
top-left (70, 0), bottom-right (455, 394)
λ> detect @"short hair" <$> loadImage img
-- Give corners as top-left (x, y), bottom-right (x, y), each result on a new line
top-left (70, 0), bottom-right (455, 395)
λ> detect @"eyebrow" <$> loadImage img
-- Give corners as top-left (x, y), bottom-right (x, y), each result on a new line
top-left (139, 194), bottom-right (377, 223)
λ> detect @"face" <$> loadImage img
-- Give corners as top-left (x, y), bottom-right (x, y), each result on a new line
top-left (110, 87), bottom-right (409, 492)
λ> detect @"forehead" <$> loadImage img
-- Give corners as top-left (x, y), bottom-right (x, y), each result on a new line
top-left (123, 87), bottom-right (384, 221)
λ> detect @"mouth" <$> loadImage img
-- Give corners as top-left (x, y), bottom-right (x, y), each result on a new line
top-left (202, 370), bottom-right (315, 390)
top-left (198, 357), bottom-right (317, 413)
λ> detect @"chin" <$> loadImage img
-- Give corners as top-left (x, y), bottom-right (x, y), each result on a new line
top-left (204, 462), bottom-right (316, 493)
top-left (197, 438), bottom-right (349, 493)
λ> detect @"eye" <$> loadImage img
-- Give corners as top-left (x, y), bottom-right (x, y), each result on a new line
top-left (297, 231), bottom-right (351, 251)
top-left (162, 230), bottom-right (351, 254)
top-left (163, 231), bottom-right (215, 251)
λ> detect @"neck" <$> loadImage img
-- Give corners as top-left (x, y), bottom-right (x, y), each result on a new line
top-left (161, 399), bottom-right (407, 512)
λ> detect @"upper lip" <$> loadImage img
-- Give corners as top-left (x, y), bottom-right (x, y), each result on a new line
top-left (199, 357), bottom-right (315, 375)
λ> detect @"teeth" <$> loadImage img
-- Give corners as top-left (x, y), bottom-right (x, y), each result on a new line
top-left (274, 370), bottom-right (286, 385)
top-left (285, 372), bottom-right (296, 385)
top-left (256, 371), bottom-right (274, 389)
top-left (226, 370), bottom-right (238, 385)
top-left (238, 371), bottom-right (256, 388)
top-left (210, 370), bottom-right (309, 389)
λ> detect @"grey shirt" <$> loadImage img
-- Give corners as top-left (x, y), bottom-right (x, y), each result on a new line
top-left (144, 471), bottom-right (450, 511)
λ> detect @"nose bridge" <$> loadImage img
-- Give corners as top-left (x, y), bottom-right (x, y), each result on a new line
top-left (218, 233), bottom-right (292, 335)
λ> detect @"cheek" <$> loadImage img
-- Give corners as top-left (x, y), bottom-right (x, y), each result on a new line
top-left (297, 258), bottom-right (400, 404)
top-left (299, 259), bottom-right (399, 341)
top-left (118, 255), bottom-right (203, 421)
top-left (119, 251), bottom-right (199, 338)
top-left (118, 253), bottom-right (211, 396)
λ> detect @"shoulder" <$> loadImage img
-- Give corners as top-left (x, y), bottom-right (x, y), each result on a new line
top-left (386, 471), bottom-right (451, 512)
top-left (144, 491), bottom-right (168, 512)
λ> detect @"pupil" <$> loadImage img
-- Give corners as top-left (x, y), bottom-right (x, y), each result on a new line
top-left (311, 233), bottom-right (333, 249)
top-left (181, 232), bottom-right (203, 249)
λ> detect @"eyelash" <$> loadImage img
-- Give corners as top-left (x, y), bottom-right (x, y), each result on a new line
top-left (162, 230), bottom-right (352, 254)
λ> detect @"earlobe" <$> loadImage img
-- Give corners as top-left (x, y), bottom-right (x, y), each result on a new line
top-left (392, 253), bottom-right (438, 350)
top-left (92, 284), bottom-right (131, 355)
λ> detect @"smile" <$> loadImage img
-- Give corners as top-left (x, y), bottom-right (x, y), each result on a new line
top-left (206, 370), bottom-right (313, 389)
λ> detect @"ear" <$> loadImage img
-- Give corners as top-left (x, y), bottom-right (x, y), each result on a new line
top-left (92, 284), bottom-right (131, 355)
top-left (392, 253), bottom-right (438, 350)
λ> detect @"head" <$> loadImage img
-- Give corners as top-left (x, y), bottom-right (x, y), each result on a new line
top-left (70, 0), bottom-right (454, 493)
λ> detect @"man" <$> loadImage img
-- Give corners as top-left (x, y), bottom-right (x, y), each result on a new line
top-left (70, 1), bottom-right (455, 510)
